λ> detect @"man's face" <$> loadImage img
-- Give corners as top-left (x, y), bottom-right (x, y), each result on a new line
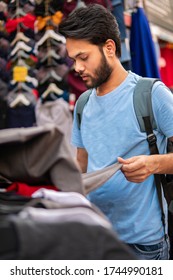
top-left (66, 38), bottom-right (113, 88)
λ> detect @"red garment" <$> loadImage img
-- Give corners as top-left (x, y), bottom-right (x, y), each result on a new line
top-left (6, 182), bottom-right (59, 197)
top-left (6, 13), bottom-right (36, 33)
top-left (160, 45), bottom-right (173, 88)
top-left (67, 70), bottom-right (87, 100)
top-left (32, 89), bottom-right (39, 98)
top-left (63, 0), bottom-right (112, 17)
top-left (84, 0), bottom-right (112, 9)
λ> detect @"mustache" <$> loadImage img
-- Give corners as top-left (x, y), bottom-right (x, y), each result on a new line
top-left (78, 71), bottom-right (84, 76)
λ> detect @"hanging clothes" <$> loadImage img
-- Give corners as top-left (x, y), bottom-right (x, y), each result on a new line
top-left (160, 43), bottom-right (173, 88)
top-left (130, 7), bottom-right (160, 78)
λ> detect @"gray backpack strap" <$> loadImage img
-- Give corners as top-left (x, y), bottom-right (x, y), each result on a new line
top-left (134, 77), bottom-right (167, 234)
top-left (76, 89), bottom-right (92, 129)
top-left (133, 77), bottom-right (160, 132)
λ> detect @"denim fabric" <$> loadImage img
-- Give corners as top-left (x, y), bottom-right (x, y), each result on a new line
top-left (120, 40), bottom-right (131, 63)
top-left (111, 2), bottom-right (126, 40)
top-left (127, 236), bottom-right (170, 260)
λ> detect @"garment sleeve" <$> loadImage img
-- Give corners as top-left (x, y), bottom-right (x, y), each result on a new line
top-left (152, 82), bottom-right (173, 138)
top-left (71, 102), bottom-right (85, 148)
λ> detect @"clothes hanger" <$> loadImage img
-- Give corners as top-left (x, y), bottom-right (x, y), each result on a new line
top-left (11, 32), bottom-right (30, 47)
top-left (41, 83), bottom-right (64, 99)
top-left (10, 76), bottom-right (38, 88)
top-left (10, 81), bottom-right (33, 94)
top-left (40, 49), bottom-right (60, 64)
top-left (39, 69), bottom-right (62, 85)
top-left (75, 0), bottom-right (86, 9)
top-left (49, 70), bottom-right (62, 82)
top-left (11, 8), bottom-right (26, 19)
top-left (47, 49), bottom-right (60, 60)
top-left (25, 75), bottom-right (38, 87)
top-left (11, 58), bottom-right (31, 69)
top-left (37, 38), bottom-right (64, 52)
top-left (11, 41), bottom-right (32, 56)
top-left (38, 56), bottom-right (63, 68)
top-left (10, 50), bottom-right (30, 62)
top-left (36, 29), bottom-right (66, 48)
top-left (9, 93), bottom-right (31, 108)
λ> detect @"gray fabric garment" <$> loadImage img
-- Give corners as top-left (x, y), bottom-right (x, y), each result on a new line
top-left (19, 206), bottom-right (112, 229)
top-left (25, 197), bottom-right (70, 210)
top-left (35, 98), bottom-right (75, 153)
top-left (6, 217), bottom-right (137, 260)
top-left (0, 124), bottom-right (121, 195)
top-left (0, 124), bottom-right (84, 194)
top-left (82, 162), bottom-right (122, 194)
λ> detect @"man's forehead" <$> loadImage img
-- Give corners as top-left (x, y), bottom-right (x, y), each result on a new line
top-left (66, 38), bottom-right (97, 57)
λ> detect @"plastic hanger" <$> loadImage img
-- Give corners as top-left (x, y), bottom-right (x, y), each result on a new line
top-left (11, 76), bottom-right (38, 88)
top-left (40, 69), bottom-right (62, 84)
top-left (37, 38), bottom-right (63, 50)
top-left (46, 49), bottom-right (60, 60)
top-left (11, 32), bottom-right (30, 47)
top-left (10, 50), bottom-right (30, 62)
top-left (42, 83), bottom-right (63, 99)
top-left (10, 82), bottom-right (33, 94)
top-left (40, 49), bottom-right (60, 64)
top-left (9, 93), bottom-right (31, 108)
top-left (11, 42), bottom-right (32, 56)
top-left (49, 70), bottom-right (62, 82)
top-left (11, 8), bottom-right (26, 19)
top-left (36, 30), bottom-right (66, 48)
top-left (25, 76), bottom-right (38, 88)
top-left (12, 58), bottom-right (31, 69)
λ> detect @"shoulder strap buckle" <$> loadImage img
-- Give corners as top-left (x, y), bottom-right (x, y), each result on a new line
top-left (147, 133), bottom-right (157, 146)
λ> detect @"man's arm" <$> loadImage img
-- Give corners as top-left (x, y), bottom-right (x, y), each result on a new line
top-left (118, 137), bottom-right (173, 183)
top-left (77, 147), bottom-right (88, 173)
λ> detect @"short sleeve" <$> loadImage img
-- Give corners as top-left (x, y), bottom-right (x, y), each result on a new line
top-left (71, 102), bottom-right (85, 148)
top-left (152, 82), bottom-right (173, 138)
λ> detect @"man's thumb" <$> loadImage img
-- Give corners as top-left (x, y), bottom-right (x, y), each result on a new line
top-left (117, 157), bottom-right (129, 164)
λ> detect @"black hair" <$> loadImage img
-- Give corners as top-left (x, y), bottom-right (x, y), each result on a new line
top-left (59, 4), bottom-right (121, 57)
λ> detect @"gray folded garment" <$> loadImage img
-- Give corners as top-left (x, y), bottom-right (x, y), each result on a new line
top-left (82, 162), bottom-right (122, 194)
top-left (0, 124), bottom-right (121, 196)
top-left (35, 98), bottom-right (73, 146)
top-left (0, 124), bottom-right (84, 194)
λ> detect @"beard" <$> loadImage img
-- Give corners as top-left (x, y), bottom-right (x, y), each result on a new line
top-left (84, 49), bottom-right (113, 89)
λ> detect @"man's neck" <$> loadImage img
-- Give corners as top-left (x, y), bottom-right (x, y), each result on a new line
top-left (96, 65), bottom-right (128, 96)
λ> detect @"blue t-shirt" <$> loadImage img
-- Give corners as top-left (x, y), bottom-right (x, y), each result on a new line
top-left (72, 71), bottom-right (173, 244)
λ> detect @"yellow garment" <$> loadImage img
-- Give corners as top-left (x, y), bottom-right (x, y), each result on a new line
top-left (36, 11), bottom-right (63, 31)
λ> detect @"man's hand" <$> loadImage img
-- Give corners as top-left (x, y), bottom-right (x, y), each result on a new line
top-left (118, 155), bottom-right (159, 183)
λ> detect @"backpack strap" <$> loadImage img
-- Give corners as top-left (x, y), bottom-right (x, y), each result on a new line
top-left (133, 77), bottom-right (167, 235)
top-left (76, 89), bottom-right (92, 129)
top-left (133, 77), bottom-right (160, 153)
top-left (133, 77), bottom-right (160, 133)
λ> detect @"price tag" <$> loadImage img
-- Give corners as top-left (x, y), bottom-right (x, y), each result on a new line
top-left (13, 66), bottom-right (28, 82)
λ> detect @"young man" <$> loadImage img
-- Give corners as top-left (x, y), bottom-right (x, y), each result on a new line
top-left (59, 4), bottom-right (173, 259)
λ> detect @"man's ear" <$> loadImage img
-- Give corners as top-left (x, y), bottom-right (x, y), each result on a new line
top-left (105, 39), bottom-right (116, 57)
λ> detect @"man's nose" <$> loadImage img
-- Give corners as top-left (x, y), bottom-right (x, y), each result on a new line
top-left (74, 61), bottom-right (85, 73)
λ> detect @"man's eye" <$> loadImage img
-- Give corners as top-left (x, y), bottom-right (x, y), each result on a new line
top-left (80, 57), bottom-right (87, 61)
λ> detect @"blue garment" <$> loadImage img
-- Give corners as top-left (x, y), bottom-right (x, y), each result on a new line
top-left (71, 71), bottom-right (173, 245)
top-left (111, 0), bottom-right (126, 40)
top-left (127, 235), bottom-right (170, 260)
top-left (130, 7), bottom-right (160, 78)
